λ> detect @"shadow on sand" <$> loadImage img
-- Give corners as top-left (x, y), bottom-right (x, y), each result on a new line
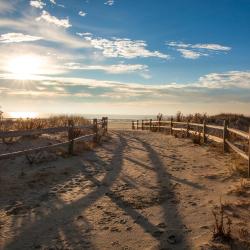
top-left (4, 131), bottom-right (190, 249)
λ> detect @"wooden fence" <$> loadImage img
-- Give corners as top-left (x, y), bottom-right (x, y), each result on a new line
top-left (132, 119), bottom-right (250, 177)
top-left (0, 117), bottom-right (108, 160)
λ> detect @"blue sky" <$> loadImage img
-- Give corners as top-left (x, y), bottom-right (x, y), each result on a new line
top-left (0, 0), bottom-right (250, 116)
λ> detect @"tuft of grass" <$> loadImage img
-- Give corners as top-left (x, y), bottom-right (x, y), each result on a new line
top-left (74, 141), bottom-right (94, 153)
top-left (212, 199), bottom-right (232, 243)
top-left (228, 157), bottom-right (248, 177)
top-left (228, 178), bottom-right (249, 196)
top-left (191, 131), bottom-right (202, 145)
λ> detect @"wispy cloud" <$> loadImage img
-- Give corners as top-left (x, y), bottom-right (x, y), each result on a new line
top-left (1, 69), bottom-right (250, 114)
top-left (63, 62), bottom-right (149, 75)
top-left (0, 17), bottom-right (90, 48)
top-left (198, 71), bottom-right (250, 89)
top-left (167, 41), bottom-right (231, 59)
top-left (79, 11), bottom-right (87, 17)
top-left (84, 37), bottom-right (169, 59)
top-left (36, 10), bottom-right (72, 28)
top-left (48, 0), bottom-right (64, 8)
top-left (176, 49), bottom-right (205, 59)
top-left (191, 43), bottom-right (231, 51)
top-left (76, 32), bottom-right (92, 37)
top-left (1, 70), bottom-right (249, 99)
top-left (30, 0), bottom-right (46, 9)
top-left (0, 33), bottom-right (43, 43)
top-left (0, 1), bottom-right (15, 13)
top-left (105, 0), bottom-right (115, 6)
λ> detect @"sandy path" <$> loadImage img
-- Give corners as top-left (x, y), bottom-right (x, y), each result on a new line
top-left (0, 130), bottom-right (249, 250)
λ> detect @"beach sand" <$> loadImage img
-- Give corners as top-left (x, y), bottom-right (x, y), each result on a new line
top-left (0, 130), bottom-right (250, 249)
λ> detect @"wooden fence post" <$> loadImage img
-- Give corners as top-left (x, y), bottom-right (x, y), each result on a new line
top-left (102, 117), bottom-right (108, 135)
top-left (93, 118), bottom-right (98, 143)
top-left (248, 127), bottom-right (250, 178)
top-left (186, 121), bottom-right (190, 138)
top-left (223, 120), bottom-right (229, 153)
top-left (203, 119), bottom-right (207, 143)
top-left (150, 119), bottom-right (152, 131)
top-left (136, 120), bottom-right (139, 130)
top-left (68, 119), bottom-right (74, 155)
top-left (132, 121), bottom-right (135, 130)
top-left (102, 117), bottom-right (104, 134)
top-left (158, 120), bottom-right (160, 132)
top-left (170, 117), bottom-right (173, 135)
top-left (142, 120), bottom-right (144, 130)
top-left (105, 117), bottom-right (108, 134)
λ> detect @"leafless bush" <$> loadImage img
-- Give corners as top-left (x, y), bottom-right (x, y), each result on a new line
top-left (191, 131), bottom-right (202, 144)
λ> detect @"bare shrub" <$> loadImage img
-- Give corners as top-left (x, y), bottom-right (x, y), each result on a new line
top-left (191, 131), bottom-right (202, 145)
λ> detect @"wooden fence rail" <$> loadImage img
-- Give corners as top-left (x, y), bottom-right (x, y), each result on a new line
top-left (132, 119), bottom-right (250, 177)
top-left (0, 117), bottom-right (108, 160)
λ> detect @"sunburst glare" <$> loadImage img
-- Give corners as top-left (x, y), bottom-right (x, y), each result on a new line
top-left (6, 55), bottom-right (44, 80)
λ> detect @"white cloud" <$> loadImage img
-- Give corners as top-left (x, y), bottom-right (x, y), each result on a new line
top-left (1, 70), bottom-right (249, 112)
top-left (76, 32), bottom-right (92, 37)
top-left (198, 71), bottom-right (250, 89)
top-left (167, 41), bottom-right (190, 48)
top-left (0, 17), bottom-right (90, 48)
top-left (85, 37), bottom-right (169, 59)
top-left (48, 0), bottom-right (64, 7)
top-left (63, 62), bottom-right (149, 74)
top-left (79, 11), bottom-right (87, 17)
top-left (192, 43), bottom-right (231, 51)
top-left (1, 70), bottom-right (250, 115)
top-left (0, 33), bottom-right (43, 43)
top-left (176, 49), bottom-right (204, 59)
top-left (30, 0), bottom-right (46, 9)
top-left (167, 41), bottom-right (231, 51)
top-left (167, 41), bottom-right (231, 59)
top-left (105, 0), bottom-right (115, 6)
top-left (36, 10), bottom-right (72, 28)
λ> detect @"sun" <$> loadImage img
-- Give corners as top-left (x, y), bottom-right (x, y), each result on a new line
top-left (6, 55), bottom-right (43, 80)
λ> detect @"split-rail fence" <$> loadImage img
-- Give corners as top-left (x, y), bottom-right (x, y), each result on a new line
top-left (0, 117), bottom-right (108, 160)
top-left (132, 119), bottom-right (250, 177)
